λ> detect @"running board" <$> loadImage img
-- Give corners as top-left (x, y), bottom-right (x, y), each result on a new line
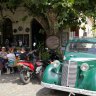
top-left (41, 82), bottom-right (96, 96)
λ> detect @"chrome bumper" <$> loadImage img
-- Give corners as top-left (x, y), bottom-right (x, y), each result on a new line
top-left (41, 81), bottom-right (96, 96)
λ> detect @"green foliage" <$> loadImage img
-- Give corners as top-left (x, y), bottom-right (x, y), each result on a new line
top-left (6, 0), bottom-right (23, 10)
top-left (92, 24), bottom-right (96, 33)
top-left (73, 0), bottom-right (96, 17)
top-left (1, 0), bottom-right (96, 29)
top-left (22, 0), bottom-right (80, 28)
top-left (21, 15), bottom-right (28, 21)
top-left (0, 0), bottom-right (23, 15)
top-left (41, 51), bottom-right (50, 61)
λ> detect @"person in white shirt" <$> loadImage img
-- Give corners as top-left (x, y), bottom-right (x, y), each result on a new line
top-left (6, 48), bottom-right (16, 74)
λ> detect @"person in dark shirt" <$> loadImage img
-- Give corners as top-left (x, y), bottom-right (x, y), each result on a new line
top-left (19, 47), bottom-right (28, 60)
top-left (28, 49), bottom-right (38, 63)
top-left (49, 49), bottom-right (59, 61)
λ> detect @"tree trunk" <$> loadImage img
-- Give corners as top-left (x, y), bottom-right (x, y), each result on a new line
top-left (35, 9), bottom-right (59, 36)
top-left (46, 9), bottom-right (59, 35)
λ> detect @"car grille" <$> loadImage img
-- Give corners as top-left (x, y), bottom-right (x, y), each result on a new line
top-left (61, 61), bottom-right (77, 87)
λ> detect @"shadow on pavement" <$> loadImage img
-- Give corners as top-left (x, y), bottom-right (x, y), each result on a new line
top-left (36, 88), bottom-right (53, 96)
top-left (31, 77), bottom-right (41, 85)
top-left (36, 88), bottom-right (73, 96)
top-left (36, 87), bottom-right (87, 96)
top-left (0, 73), bottom-right (23, 85)
top-left (0, 73), bottom-right (41, 85)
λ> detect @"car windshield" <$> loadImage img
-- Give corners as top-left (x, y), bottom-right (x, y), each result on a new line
top-left (66, 42), bottom-right (96, 54)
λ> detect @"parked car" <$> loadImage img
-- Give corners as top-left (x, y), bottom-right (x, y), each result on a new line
top-left (41, 38), bottom-right (96, 96)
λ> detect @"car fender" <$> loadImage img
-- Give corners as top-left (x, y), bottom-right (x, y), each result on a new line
top-left (42, 64), bottom-right (61, 85)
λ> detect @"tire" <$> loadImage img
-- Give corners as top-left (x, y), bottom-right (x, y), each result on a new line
top-left (20, 69), bottom-right (30, 84)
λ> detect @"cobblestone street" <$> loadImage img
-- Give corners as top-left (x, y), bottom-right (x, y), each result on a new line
top-left (0, 74), bottom-right (85, 96)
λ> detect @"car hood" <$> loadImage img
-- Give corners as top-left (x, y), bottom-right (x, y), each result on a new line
top-left (64, 52), bottom-right (96, 62)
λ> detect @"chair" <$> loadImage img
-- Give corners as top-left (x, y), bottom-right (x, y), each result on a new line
top-left (6, 60), bottom-right (15, 74)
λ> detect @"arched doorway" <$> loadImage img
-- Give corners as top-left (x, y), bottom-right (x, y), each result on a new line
top-left (31, 19), bottom-right (46, 50)
top-left (2, 18), bottom-right (13, 46)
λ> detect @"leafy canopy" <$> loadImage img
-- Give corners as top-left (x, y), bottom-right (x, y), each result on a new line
top-left (0, 0), bottom-right (96, 28)
top-left (23, 0), bottom-right (96, 28)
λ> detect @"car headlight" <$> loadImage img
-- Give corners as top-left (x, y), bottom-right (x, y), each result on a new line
top-left (53, 60), bottom-right (60, 68)
top-left (80, 63), bottom-right (89, 71)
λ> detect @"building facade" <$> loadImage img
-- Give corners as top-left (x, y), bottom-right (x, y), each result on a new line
top-left (0, 7), bottom-right (93, 49)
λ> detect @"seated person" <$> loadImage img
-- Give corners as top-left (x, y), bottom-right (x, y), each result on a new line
top-left (19, 47), bottom-right (28, 60)
top-left (14, 48), bottom-right (21, 61)
top-left (6, 48), bottom-right (16, 73)
top-left (28, 49), bottom-right (38, 63)
top-left (0, 46), bottom-right (7, 57)
top-left (0, 47), bottom-right (7, 73)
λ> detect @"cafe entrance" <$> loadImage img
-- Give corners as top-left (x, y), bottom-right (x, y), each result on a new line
top-left (2, 18), bottom-right (13, 46)
top-left (31, 19), bottom-right (46, 50)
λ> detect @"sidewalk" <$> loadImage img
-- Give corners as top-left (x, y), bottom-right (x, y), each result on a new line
top-left (0, 74), bottom-right (85, 96)
top-left (0, 74), bottom-right (47, 96)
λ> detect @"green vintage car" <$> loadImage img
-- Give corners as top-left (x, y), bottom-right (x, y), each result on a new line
top-left (41, 38), bottom-right (96, 96)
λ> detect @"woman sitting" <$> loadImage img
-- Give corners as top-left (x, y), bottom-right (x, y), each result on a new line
top-left (6, 47), bottom-right (16, 74)
top-left (0, 47), bottom-right (7, 74)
